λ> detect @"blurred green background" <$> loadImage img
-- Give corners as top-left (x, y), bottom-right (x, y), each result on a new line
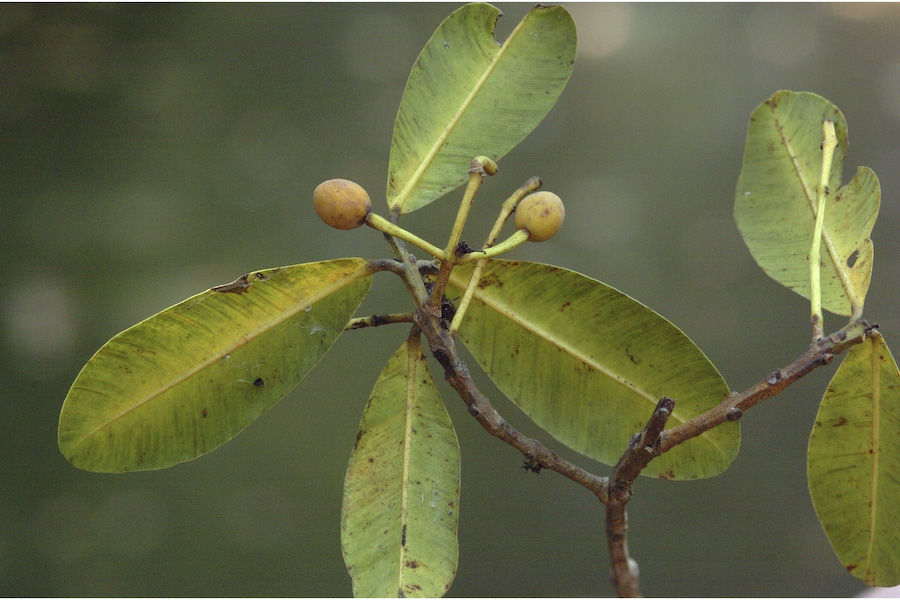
top-left (3, 3), bottom-right (899, 596)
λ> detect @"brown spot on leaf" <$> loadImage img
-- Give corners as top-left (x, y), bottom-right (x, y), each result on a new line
top-left (477, 273), bottom-right (502, 289)
top-left (211, 274), bottom-right (251, 294)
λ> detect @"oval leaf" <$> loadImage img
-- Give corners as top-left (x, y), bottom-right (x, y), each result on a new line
top-left (734, 90), bottom-right (881, 316)
top-left (448, 260), bottom-right (738, 480)
top-left (341, 336), bottom-right (461, 597)
top-left (387, 3), bottom-right (576, 214)
top-left (58, 258), bottom-right (374, 472)
top-left (808, 332), bottom-right (900, 587)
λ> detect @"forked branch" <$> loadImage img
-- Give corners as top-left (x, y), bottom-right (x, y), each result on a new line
top-left (380, 210), bottom-right (877, 598)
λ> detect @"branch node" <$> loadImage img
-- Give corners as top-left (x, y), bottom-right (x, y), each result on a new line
top-left (726, 406), bottom-right (743, 421)
top-left (454, 359), bottom-right (469, 377)
top-left (628, 432), bottom-right (641, 448)
top-left (522, 453), bottom-right (543, 474)
top-left (766, 369), bottom-right (783, 385)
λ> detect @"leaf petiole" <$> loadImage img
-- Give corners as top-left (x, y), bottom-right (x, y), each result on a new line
top-left (366, 213), bottom-right (447, 260)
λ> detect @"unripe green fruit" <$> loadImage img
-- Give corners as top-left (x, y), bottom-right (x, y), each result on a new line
top-left (514, 191), bottom-right (565, 242)
top-left (313, 179), bottom-right (372, 230)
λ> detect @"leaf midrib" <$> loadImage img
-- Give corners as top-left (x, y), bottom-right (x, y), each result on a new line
top-left (865, 336), bottom-right (882, 573)
top-left (393, 8), bottom-right (523, 212)
top-left (768, 100), bottom-right (856, 307)
top-left (459, 276), bottom-right (667, 416)
top-left (396, 340), bottom-right (417, 593)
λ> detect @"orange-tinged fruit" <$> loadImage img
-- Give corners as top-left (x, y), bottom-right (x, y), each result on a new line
top-left (514, 191), bottom-right (565, 242)
top-left (313, 179), bottom-right (371, 230)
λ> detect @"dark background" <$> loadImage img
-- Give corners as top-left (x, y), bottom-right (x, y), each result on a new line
top-left (3, 3), bottom-right (899, 596)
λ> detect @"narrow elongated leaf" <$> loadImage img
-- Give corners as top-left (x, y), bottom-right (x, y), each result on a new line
top-left (734, 90), bottom-right (880, 316)
top-left (342, 336), bottom-right (460, 597)
top-left (59, 258), bottom-right (374, 472)
top-left (387, 3), bottom-right (576, 214)
top-left (808, 332), bottom-right (900, 586)
top-left (448, 260), bottom-right (738, 479)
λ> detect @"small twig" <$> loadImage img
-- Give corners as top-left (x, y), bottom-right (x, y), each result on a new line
top-left (606, 505), bottom-right (640, 597)
top-left (345, 313), bottom-right (415, 330)
top-left (412, 300), bottom-right (610, 499)
top-left (655, 319), bottom-right (874, 454)
top-left (599, 320), bottom-right (873, 597)
top-left (610, 397), bottom-right (675, 502)
top-left (604, 397), bottom-right (674, 598)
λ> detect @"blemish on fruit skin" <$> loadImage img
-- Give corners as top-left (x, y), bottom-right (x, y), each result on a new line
top-left (253, 377), bottom-right (265, 387)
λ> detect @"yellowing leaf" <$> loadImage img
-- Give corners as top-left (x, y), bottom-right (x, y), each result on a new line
top-left (58, 259), bottom-right (373, 472)
top-left (808, 332), bottom-right (900, 587)
top-left (387, 3), bottom-right (576, 214)
top-left (734, 90), bottom-right (880, 316)
top-left (448, 260), bottom-right (738, 480)
top-left (341, 336), bottom-right (461, 597)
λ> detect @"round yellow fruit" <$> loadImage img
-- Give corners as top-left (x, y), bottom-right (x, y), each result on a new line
top-left (313, 179), bottom-right (371, 230)
top-left (514, 191), bottom-right (565, 242)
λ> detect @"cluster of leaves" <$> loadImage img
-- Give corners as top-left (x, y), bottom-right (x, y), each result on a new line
top-left (58, 3), bottom-right (897, 596)
top-left (736, 90), bottom-right (896, 588)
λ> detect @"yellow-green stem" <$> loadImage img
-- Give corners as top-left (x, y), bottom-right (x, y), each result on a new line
top-left (458, 229), bottom-right (529, 263)
top-left (810, 120), bottom-right (837, 340)
top-left (488, 176), bottom-right (542, 243)
top-left (428, 169), bottom-right (485, 307)
top-left (345, 312), bottom-right (415, 330)
top-left (366, 213), bottom-right (447, 260)
top-left (449, 177), bottom-right (542, 333)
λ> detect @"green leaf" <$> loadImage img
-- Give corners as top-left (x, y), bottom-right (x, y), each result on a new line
top-left (58, 259), bottom-right (374, 472)
top-left (734, 90), bottom-right (880, 317)
top-left (448, 260), bottom-right (738, 480)
top-left (387, 2), bottom-right (576, 214)
top-left (808, 332), bottom-right (900, 587)
top-left (341, 336), bottom-right (461, 597)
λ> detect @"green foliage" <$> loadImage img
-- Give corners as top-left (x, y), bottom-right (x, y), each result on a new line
top-left (734, 90), bottom-right (880, 317)
top-left (341, 336), bottom-right (460, 597)
top-left (734, 90), bottom-right (897, 587)
top-left (808, 332), bottom-right (900, 587)
top-left (386, 3), bottom-right (575, 215)
top-left (58, 259), bottom-right (373, 472)
top-left (57, 3), bottom-right (897, 596)
top-left (448, 260), bottom-right (737, 480)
